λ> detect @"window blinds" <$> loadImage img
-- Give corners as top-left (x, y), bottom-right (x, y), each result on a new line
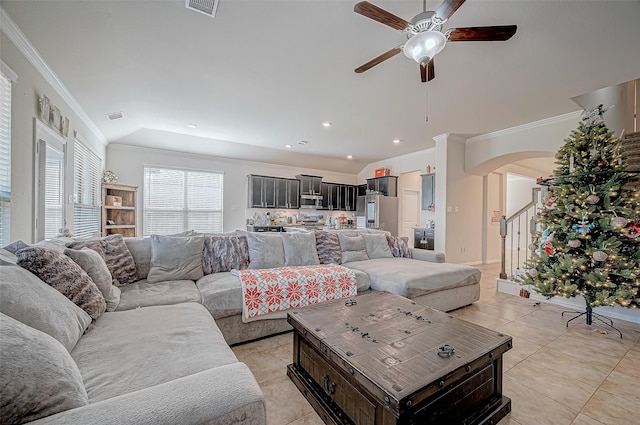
top-left (143, 166), bottom-right (223, 235)
top-left (0, 70), bottom-right (11, 245)
top-left (73, 141), bottom-right (101, 239)
top-left (44, 143), bottom-right (65, 239)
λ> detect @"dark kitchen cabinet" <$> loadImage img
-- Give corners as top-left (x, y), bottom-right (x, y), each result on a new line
top-left (421, 173), bottom-right (435, 210)
top-left (414, 228), bottom-right (435, 250)
top-left (366, 176), bottom-right (397, 197)
top-left (321, 183), bottom-right (340, 210)
top-left (276, 178), bottom-right (300, 209)
top-left (296, 174), bottom-right (322, 196)
top-left (342, 185), bottom-right (357, 211)
top-left (248, 175), bottom-right (277, 208)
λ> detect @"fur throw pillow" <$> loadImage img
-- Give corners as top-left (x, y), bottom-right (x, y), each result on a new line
top-left (386, 235), bottom-right (412, 258)
top-left (202, 234), bottom-right (249, 274)
top-left (314, 231), bottom-right (342, 264)
top-left (17, 246), bottom-right (106, 320)
top-left (68, 234), bottom-right (138, 286)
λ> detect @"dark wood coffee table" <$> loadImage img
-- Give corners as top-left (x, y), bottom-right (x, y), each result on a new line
top-left (287, 292), bottom-right (512, 425)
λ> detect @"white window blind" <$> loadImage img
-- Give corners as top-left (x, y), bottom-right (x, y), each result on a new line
top-left (43, 142), bottom-right (65, 239)
top-left (143, 166), bottom-right (223, 235)
top-left (0, 69), bottom-right (11, 245)
top-left (73, 140), bottom-right (101, 239)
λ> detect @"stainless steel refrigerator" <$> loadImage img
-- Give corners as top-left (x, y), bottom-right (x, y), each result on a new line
top-left (356, 194), bottom-right (398, 235)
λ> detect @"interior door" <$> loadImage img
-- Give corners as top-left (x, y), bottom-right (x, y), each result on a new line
top-left (402, 189), bottom-right (420, 246)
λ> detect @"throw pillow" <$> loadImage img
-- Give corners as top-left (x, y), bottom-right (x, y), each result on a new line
top-left (16, 246), bottom-right (107, 320)
top-left (2, 239), bottom-right (29, 254)
top-left (314, 231), bottom-right (342, 264)
top-left (337, 233), bottom-right (369, 263)
top-left (68, 234), bottom-right (139, 286)
top-left (123, 237), bottom-right (151, 280)
top-left (281, 232), bottom-right (320, 266)
top-left (0, 313), bottom-right (89, 423)
top-left (147, 235), bottom-right (205, 283)
top-left (65, 248), bottom-right (121, 312)
top-left (202, 234), bottom-right (249, 274)
top-left (0, 262), bottom-right (91, 352)
top-left (386, 234), bottom-right (412, 258)
top-left (0, 247), bottom-right (17, 264)
top-left (362, 233), bottom-right (394, 259)
top-left (244, 231), bottom-right (286, 269)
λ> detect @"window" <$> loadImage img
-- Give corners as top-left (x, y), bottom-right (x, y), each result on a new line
top-left (0, 66), bottom-right (13, 245)
top-left (143, 166), bottom-right (223, 235)
top-left (38, 139), bottom-right (65, 240)
top-left (73, 140), bottom-right (102, 238)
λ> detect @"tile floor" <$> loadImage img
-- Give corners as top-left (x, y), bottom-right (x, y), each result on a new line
top-left (232, 263), bottom-right (640, 425)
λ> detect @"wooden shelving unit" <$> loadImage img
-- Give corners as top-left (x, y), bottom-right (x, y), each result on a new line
top-left (102, 183), bottom-right (138, 237)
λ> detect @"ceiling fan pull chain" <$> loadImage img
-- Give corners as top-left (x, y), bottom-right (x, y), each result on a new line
top-left (425, 81), bottom-right (430, 122)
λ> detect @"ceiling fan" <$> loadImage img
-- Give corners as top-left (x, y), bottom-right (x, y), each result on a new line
top-left (354, 0), bottom-right (517, 82)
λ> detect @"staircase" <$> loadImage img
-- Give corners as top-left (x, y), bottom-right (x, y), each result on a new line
top-left (620, 131), bottom-right (640, 173)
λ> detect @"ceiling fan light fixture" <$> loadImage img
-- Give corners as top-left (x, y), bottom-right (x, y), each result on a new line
top-left (403, 30), bottom-right (447, 64)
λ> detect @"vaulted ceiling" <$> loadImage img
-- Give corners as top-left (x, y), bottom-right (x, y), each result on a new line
top-left (3, 0), bottom-right (640, 173)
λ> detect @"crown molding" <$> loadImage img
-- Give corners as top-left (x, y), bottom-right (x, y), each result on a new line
top-left (467, 110), bottom-right (583, 144)
top-left (0, 6), bottom-right (107, 145)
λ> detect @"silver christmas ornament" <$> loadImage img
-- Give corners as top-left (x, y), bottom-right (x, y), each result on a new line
top-left (528, 269), bottom-right (540, 278)
top-left (528, 243), bottom-right (537, 251)
top-left (592, 251), bottom-right (608, 262)
top-left (568, 239), bottom-right (581, 248)
top-left (611, 216), bottom-right (628, 228)
top-left (586, 194), bottom-right (600, 204)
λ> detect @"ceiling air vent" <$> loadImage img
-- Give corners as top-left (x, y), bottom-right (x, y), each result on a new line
top-left (106, 112), bottom-right (123, 121)
top-left (185, 0), bottom-right (219, 18)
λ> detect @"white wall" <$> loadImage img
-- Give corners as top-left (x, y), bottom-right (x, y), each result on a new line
top-left (1, 33), bottom-right (106, 243)
top-left (506, 174), bottom-right (538, 218)
top-left (106, 144), bottom-right (357, 233)
top-left (484, 172), bottom-right (503, 263)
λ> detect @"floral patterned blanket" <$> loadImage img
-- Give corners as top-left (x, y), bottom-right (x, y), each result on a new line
top-left (232, 265), bottom-right (357, 322)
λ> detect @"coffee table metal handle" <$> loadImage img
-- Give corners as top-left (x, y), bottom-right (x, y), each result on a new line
top-left (322, 375), bottom-right (336, 396)
top-left (437, 344), bottom-right (455, 358)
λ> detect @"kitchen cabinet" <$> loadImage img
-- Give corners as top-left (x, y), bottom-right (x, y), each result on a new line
top-left (276, 178), bottom-right (300, 209)
top-left (366, 176), bottom-right (397, 197)
top-left (342, 185), bottom-right (357, 211)
top-left (248, 175), bottom-right (277, 208)
top-left (421, 173), bottom-right (435, 210)
top-left (321, 183), bottom-right (340, 210)
top-left (414, 228), bottom-right (435, 250)
top-left (296, 174), bottom-right (322, 196)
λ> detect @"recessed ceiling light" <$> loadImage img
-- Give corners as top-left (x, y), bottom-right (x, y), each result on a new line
top-left (187, 123), bottom-right (198, 128)
top-left (298, 140), bottom-right (309, 145)
top-left (285, 144), bottom-right (292, 148)
top-left (322, 122), bottom-right (332, 127)
top-left (347, 155), bottom-right (353, 159)
top-left (393, 139), bottom-right (401, 144)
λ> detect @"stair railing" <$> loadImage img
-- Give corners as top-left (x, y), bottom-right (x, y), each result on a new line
top-left (499, 187), bottom-right (542, 279)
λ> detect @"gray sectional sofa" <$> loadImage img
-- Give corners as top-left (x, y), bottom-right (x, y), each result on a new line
top-left (0, 229), bottom-right (480, 424)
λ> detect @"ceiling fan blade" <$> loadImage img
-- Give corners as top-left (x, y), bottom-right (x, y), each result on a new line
top-left (435, 0), bottom-right (467, 22)
top-left (448, 25), bottom-right (517, 41)
top-left (355, 46), bottom-right (402, 74)
top-left (353, 1), bottom-right (409, 31)
top-left (419, 59), bottom-right (435, 83)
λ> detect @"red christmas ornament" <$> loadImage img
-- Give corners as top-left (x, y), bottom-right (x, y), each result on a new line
top-left (623, 222), bottom-right (640, 239)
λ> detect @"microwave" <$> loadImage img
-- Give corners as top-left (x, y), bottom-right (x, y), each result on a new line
top-left (300, 194), bottom-right (323, 209)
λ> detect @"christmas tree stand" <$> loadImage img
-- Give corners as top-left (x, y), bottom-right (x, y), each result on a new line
top-left (561, 306), bottom-right (623, 338)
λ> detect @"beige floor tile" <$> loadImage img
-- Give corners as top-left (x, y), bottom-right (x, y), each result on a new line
top-left (544, 333), bottom-right (628, 368)
top-left (571, 413), bottom-right (606, 425)
top-left (502, 336), bottom-right (543, 372)
top-left (261, 375), bottom-right (316, 425)
top-left (505, 359), bottom-right (596, 413)
top-left (598, 370), bottom-right (640, 403)
top-left (286, 412), bottom-right (324, 425)
top-left (525, 347), bottom-right (612, 388)
top-left (496, 320), bottom-right (562, 347)
top-left (499, 415), bottom-right (524, 425)
top-left (581, 388), bottom-right (638, 425)
top-left (503, 376), bottom-right (577, 425)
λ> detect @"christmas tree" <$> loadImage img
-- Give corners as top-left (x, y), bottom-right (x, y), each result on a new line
top-left (521, 105), bottom-right (640, 327)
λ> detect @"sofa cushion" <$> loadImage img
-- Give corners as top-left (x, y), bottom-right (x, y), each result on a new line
top-left (116, 279), bottom-right (202, 311)
top-left (2, 239), bottom-right (28, 254)
top-left (68, 234), bottom-right (139, 286)
top-left (281, 232), bottom-right (320, 266)
top-left (147, 235), bottom-right (205, 283)
top-left (0, 313), bottom-right (89, 424)
top-left (16, 246), bottom-right (106, 320)
top-left (244, 231), bottom-right (285, 269)
top-left (71, 303), bottom-right (238, 403)
top-left (65, 247), bottom-right (121, 312)
top-left (197, 269), bottom-right (371, 320)
top-left (337, 233), bottom-right (369, 263)
top-left (344, 257), bottom-right (480, 299)
top-left (202, 234), bottom-right (249, 274)
top-left (387, 234), bottom-right (412, 258)
top-left (362, 233), bottom-right (394, 259)
top-left (0, 263), bottom-right (91, 352)
top-left (124, 237), bottom-right (152, 280)
top-left (0, 247), bottom-right (17, 263)
top-left (314, 230), bottom-right (342, 264)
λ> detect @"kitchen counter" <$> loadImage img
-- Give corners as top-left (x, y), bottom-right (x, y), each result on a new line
top-left (246, 225), bottom-right (284, 232)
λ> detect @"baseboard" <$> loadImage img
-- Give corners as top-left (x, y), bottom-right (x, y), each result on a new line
top-left (496, 279), bottom-right (640, 325)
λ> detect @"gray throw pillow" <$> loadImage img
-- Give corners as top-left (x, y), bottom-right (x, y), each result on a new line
top-left (202, 234), bottom-right (249, 274)
top-left (67, 234), bottom-right (139, 286)
top-left (123, 237), bottom-right (152, 280)
top-left (65, 248), bottom-right (121, 312)
top-left (0, 262), bottom-right (91, 352)
top-left (244, 231), bottom-right (286, 269)
top-left (0, 313), bottom-right (89, 423)
top-left (314, 231), bottom-right (342, 264)
top-left (147, 235), bottom-right (205, 283)
top-left (17, 246), bottom-right (107, 320)
top-left (2, 239), bottom-right (29, 254)
top-left (386, 234), bottom-right (412, 258)
top-left (362, 233), bottom-right (394, 259)
top-left (0, 247), bottom-right (17, 264)
top-left (281, 232), bottom-right (320, 266)
top-left (337, 233), bottom-right (370, 263)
